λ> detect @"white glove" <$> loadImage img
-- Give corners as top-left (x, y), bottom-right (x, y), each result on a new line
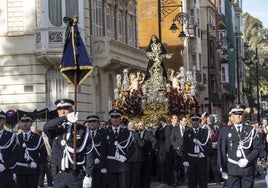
top-left (183, 161), bottom-right (189, 167)
top-left (67, 112), bottom-right (79, 123)
top-left (222, 172), bottom-right (228, 179)
top-left (30, 162), bottom-right (37, 169)
top-left (118, 155), bottom-right (127, 163)
top-left (166, 54), bottom-right (172, 59)
top-left (199, 152), bottom-right (205, 158)
top-left (94, 158), bottom-right (100, 164)
top-left (238, 158), bottom-right (249, 168)
top-left (100, 168), bottom-right (107, 173)
top-left (83, 176), bottom-right (92, 188)
top-left (13, 173), bottom-right (16, 181)
top-left (0, 164), bottom-right (6, 172)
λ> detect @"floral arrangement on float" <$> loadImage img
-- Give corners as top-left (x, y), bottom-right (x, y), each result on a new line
top-left (112, 67), bottom-right (200, 127)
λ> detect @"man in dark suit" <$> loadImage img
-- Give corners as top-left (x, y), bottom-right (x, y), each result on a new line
top-left (43, 99), bottom-right (94, 188)
top-left (16, 114), bottom-right (48, 188)
top-left (182, 113), bottom-right (212, 188)
top-left (103, 109), bottom-right (134, 188)
top-left (84, 115), bottom-right (107, 188)
top-left (170, 114), bottom-right (189, 185)
top-left (155, 116), bottom-right (173, 186)
top-left (218, 104), bottom-right (263, 188)
top-left (137, 120), bottom-right (157, 188)
top-left (0, 111), bottom-right (19, 188)
top-left (126, 122), bottom-right (144, 188)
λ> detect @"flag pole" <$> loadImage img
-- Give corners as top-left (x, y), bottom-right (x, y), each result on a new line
top-left (71, 20), bottom-right (78, 171)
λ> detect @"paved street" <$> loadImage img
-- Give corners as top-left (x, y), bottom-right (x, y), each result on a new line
top-left (150, 176), bottom-right (267, 188)
top-left (41, 175), bottom-right (267, 188)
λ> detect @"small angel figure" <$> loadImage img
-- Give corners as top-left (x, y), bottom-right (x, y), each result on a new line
top-left (128, 72), bottom-right (145, 92)
top-left (116, 74), bottom-right (122, 88)
top-left (168, 68), bottom-right (181, 91)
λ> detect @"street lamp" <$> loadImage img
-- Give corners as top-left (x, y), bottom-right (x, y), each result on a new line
top-left (169, 11), bottom-right (189, 40)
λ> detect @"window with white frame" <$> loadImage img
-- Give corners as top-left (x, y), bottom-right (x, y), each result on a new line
top-left (221, 64), bottom-right (229, 83)
top-left (48, 0), bottom-right (78, 26)
top-left (117, 10), bottom-right (124, 42)
top-left (46, 68), bottom-right (69, 108)
top-left (92, 0), bottom-right (103, 37)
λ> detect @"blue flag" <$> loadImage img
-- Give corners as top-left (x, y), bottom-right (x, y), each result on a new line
top-left (61, 17), bottom-right (93, 85)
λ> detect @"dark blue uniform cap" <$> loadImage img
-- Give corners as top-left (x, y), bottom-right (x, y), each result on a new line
top-left (229, 104), bottom-right (245, 115)
top-left (190, 113), bottom-right (201, 121)
top-left (55, 99), bottom-right (74, 109)
top-left (109, 109), bottom-right (122, 117)
top-left (20, 114), bottom-right (33, 122)
top-left (86, 115), bottom-right (99, 122)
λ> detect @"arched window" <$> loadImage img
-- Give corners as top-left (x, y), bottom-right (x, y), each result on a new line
top-left (46, 68), bottom-right (69, 108)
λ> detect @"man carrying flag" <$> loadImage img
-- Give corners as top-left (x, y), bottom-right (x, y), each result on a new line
top-left (44, 15), bottom-right (94, 188)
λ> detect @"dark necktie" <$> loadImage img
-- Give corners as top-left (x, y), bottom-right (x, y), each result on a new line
top-left (195, 129), bottom-right (198, 135)
top-left (91, 131), bottom-right (95, 138)
top-left (237, 126), bottom-right (241, 135)
top-left (114, 128), bottom-right (118, 137)
top-left (24, 133), bottom-right (28, 141)
top-left (182, 127), bottom-right (185, 134)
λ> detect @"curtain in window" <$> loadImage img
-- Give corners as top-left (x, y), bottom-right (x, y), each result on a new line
top-left (49, 0), bottom-right (62, 26)
top-left (66, 0), bottom-right (78, 18)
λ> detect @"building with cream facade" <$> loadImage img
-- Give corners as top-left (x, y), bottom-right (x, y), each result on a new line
top-left (0, 0), bottom-right (147, 129)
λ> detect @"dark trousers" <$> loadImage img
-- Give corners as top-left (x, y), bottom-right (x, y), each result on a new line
top-left (126, 162), bottom-right (141, 188)
top-left (173, 153), bottom-right (186, 183)
top-left (157, 150), bottom-right (173, 185)
top-left (38, 162), bottom-right (53, 186)
top-left (92, 168), bottom-right (107, 188)
top-left (141, 155), bottom-right (153, 188)
top-left (207, 150), bottom-right (221, 183)
top-left (107, 172), bottom-right (126, 188)
top-left (227, 175), bottom-right (254, 188)
top-left (16, 174), bottom-right (39, 188)
top-left (53, 171), bottom-right (83, 188)
top-left (188, 159), bottom-right (208, 188)
top-left (0, 171), bottom-right (16, 188)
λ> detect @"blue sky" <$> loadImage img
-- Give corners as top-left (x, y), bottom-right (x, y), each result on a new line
top-left (243, 0), bottom-right (268, 29)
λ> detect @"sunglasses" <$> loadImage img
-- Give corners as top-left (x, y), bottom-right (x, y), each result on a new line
top-left (0, 117), bottom-right (6, 120)
top-left (191, 118), bottom-right (200, 122)
top-left (21, 119), bottom-right (31, 123)
top-left (111, 115), bottom-right (120, 118)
